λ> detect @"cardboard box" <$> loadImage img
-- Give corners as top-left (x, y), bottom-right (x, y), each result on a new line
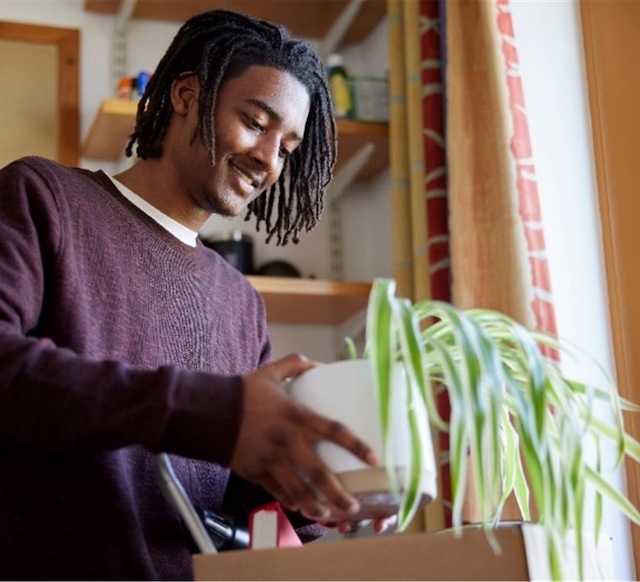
top-left (193, 523), bottom-right (614, 581)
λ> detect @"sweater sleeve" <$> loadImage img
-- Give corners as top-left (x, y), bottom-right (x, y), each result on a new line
top-left (0, 158), bottom-right (245, 466)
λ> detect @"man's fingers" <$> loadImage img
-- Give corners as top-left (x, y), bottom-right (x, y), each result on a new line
top-left (254, 474), bottom-right (300, 513)
top-left (308, 412), bottom-right (379, 468)
top-left (267, 460), bottom-right (332, 521)
top-left (267, 438), bottom-right (360, 521)
top-left (269, 353), bottom-right (317, 383)
top-left (290, 458), bottom-right (359, 519)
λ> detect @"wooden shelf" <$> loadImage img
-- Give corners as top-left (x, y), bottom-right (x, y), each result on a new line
top-left (82, 98), bottom-right (389, 180)
top-left (83, 98), bottom-right (138, 160)
top-left (334, 118), bottom-right (388, 181)
top-left (246, 276), bottom-right (370, 325)
top-left (83, 0), bottom-right (386, 44)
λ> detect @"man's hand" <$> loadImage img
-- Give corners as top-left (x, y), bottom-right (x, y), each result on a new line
top-left (229, 354), bottom-right (379, 523)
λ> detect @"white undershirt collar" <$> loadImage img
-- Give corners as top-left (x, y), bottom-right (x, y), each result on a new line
top-left (107, 175), bottom-right (199, 247)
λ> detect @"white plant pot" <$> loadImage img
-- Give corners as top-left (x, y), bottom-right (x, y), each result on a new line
top-left (287, 359), bottom-right (438, 520)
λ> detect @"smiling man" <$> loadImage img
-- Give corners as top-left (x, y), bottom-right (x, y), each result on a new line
top-left (118, 66), bottom-right (310, 227)
top-left (0, 9), bottom-right (379, 581)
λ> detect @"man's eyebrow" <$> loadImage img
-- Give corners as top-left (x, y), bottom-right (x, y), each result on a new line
top-left (246, 98), bottom-right (303, 142)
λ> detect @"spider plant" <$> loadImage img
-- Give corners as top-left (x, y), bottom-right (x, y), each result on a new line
top-left (357, 277), bottom-right (640, 580)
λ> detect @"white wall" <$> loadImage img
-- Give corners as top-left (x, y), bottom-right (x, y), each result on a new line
top-left (510, 1), bottom-right (633, 579)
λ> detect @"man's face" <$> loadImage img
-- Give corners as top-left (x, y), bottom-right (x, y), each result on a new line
top-left (177, 65), bottom-right (311, 218)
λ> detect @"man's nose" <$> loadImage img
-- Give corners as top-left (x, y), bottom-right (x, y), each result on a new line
top-left (252, 135), bottom-right (280, 175)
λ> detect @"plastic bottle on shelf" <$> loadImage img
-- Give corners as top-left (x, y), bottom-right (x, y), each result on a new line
top-left (326, 53), bottom-right (353, 119)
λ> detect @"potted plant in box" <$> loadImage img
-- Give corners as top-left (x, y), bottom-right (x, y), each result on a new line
top-left (287, 277), bottom-right (640, 580)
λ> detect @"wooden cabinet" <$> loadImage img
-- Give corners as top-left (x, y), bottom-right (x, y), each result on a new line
top-left (82, 0), bottom-right (389, 325)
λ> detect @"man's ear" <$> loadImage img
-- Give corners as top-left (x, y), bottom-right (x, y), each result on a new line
top-left (171, 74), bottom-right (199, 116)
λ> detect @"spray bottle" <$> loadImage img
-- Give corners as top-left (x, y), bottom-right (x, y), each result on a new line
top-left (326, 53), bottom-right (353, 119)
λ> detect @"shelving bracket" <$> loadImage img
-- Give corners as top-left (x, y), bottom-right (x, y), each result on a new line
top-left (328, 142), bottom-right (375, 202)
top-left (111, 0), bottom-right (137, 93)
top-left (320, 0), bottom-right (365, 58)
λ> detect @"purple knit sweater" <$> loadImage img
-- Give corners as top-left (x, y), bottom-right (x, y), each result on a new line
top-left (0, 157), bottom-right (319, 580)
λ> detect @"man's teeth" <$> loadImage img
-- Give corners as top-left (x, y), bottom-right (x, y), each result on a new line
top-left (237, 168), bottom-right (254, 186)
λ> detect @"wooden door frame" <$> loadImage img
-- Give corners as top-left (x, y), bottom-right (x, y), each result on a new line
top-left (0, 21), bottom-right (79, 166)
top-left (579, 0), bottom-right (640, 575)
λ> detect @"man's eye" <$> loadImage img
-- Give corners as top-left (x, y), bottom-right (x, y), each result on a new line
top-left (244, 114), bottom-right (264, 132)
top-left (279, 146), bottom-right (292, 159)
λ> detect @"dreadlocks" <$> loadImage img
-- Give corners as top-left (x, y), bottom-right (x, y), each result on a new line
top-left (125, 9), bottom-right (337, 246)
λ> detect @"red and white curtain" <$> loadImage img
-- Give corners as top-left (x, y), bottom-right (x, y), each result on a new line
top-left (388, 0), bottom-right (558, 529)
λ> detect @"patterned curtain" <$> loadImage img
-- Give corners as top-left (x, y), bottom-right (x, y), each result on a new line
top-left (446, 0), bottom-right (558, 523)
top-left (419, 0), bottom-right (451, 530)
top-left (388, 0), bottom-right (450, 531)
top-left (388, 0), bottom-right (558, 529)
top-left (495, 0), bottom-right (558, 348)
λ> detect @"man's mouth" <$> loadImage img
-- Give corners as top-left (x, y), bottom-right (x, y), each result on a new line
top-left (230, 161), bottom-right (261, 189)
